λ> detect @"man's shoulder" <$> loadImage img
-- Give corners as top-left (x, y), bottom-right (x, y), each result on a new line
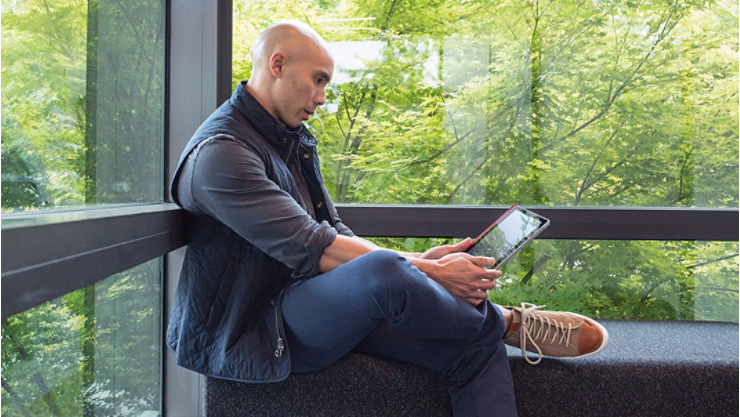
top-left (193, 104), bottom-right (273, 151)
top-left (192, 135), bottom-right (271, 173)
top-left (198, 102), bottom-right (256, 139)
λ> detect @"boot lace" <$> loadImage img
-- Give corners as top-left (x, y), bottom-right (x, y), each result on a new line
top-left (518, 302), bottom-right (572, 365)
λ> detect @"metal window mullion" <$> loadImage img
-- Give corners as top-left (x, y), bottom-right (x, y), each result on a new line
top-left (162, 0), bottom-right (232, 414)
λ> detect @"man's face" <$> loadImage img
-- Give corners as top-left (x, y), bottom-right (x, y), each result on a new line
top-left (272, 44), bottom-right (334, 129)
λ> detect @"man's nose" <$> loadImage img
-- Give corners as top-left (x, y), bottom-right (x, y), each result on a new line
top-left (315, 89), bottom-right (326, 106)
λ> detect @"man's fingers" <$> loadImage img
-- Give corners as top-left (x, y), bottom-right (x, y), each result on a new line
top-left (465, 287), bottom-right (490, 299)
top-left (463, 289), bottom-right (490, 306)
top-left (466, 298), bottom-right (483, 306)
top-left (441, 238), bottom-right (472, 256)
top-left (469, 256), bottom-right (496, 268)
top-left (476, 279), bottom-right (497, 291)
top-left (455, 237), bottom-right (473, 250)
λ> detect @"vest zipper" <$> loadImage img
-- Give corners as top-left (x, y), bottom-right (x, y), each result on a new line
top-left (274, 288), bottom-right (286, 358)
top-left (273, 140), bottom-right (300, 358)
top-left (286, 138), bottom-right (295, 165)
top-left (295, 145), bottom-right (307, 212)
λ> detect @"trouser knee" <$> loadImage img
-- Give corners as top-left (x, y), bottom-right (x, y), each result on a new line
top-left (351, 250), bottom-right (430, 310)
top-left (354, 250), bottom-right (423, 291)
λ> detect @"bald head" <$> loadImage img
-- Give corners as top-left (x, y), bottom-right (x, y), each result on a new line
top-left (245, 21), bottom-right (335, 128)
top-left (250, 21), bottom-right (332, 78)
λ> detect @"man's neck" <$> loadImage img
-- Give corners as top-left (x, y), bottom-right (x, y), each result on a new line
top-left (245, 80), bottom-right (279, 121)
top-left (244, 80), bottom-right (303, 134)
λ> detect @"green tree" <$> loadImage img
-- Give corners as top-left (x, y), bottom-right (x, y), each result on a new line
top-left (2, 0), bottom-right (165, 414)
top-left (232, 0), bottom-right (738, 321)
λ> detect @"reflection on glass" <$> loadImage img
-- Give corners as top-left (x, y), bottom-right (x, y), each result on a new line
top-left (1, 259), bottom-right (162, 416)
top-left (368, 237), bottom-right (739, 322)
top-left (233, 0), bottom-right (738, 207)
top-left (467, 210), bottom-right (544, 269)
top-left (1, 0), bottom-right (165, 213)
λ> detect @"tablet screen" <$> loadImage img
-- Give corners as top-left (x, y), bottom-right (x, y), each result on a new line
top-left (467, 207), bottom-right (548, 269)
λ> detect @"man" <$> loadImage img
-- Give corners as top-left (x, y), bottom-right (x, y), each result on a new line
top-left (167, 21), bottom-right (608, 416)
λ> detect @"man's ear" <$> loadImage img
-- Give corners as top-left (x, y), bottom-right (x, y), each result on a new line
top-left (269, 52), bottom-right (286, 79)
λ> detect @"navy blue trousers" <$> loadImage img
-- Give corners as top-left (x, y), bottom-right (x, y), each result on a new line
top-left (282, 250), bottom-right (517, 416)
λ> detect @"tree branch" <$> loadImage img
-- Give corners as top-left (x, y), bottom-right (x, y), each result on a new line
top-left (381, 0), bottom-right (402, 31)
top-left (521, 255), bottom-right (551, 285)
top-left (447, 158), bottom-right (486, 202)
top-left (574, 121), bottom-right (625, 205)
top-left (541, 5), bottom-right (688, 153)
top-left (673, 144), bottom-right (695, 205)
top-left (408, 130), bottom-right (474, 167)
top-left (686, 253), bottom-right (739, 269)
top-left (2, 322), bottom-right (63, 415)
top-left (1, 377), bottom-right (34, 417)
top-left (684, 286), bottom-right (739, 293)
top-left (640, 279), bottom-right (669, 304)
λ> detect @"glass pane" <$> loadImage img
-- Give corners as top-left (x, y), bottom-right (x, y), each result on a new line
top-left (2, 0), bottom-right (165, 213)
top-left (233, 0), bottom-right (738, 207)
top-left (1, 258), bottom-right (162, 416)
top-left (368, 237), bottom-right (739, 322)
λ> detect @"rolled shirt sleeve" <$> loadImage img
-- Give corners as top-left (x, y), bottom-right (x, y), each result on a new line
top-left (189, 136), bottom-right (337, 279)
top-left (321, 184), bottom-right (355, 237)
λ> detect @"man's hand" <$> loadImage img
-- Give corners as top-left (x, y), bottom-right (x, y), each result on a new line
top-left (321, 235), bottom-right (500, 306)
top-left (413, 252), bottom-right (501, 306)
top-left (418, 238), bottom-right (473, 260)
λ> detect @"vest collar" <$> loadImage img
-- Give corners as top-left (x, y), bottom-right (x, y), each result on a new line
top-left (230, 80), bottom-right (316, 156)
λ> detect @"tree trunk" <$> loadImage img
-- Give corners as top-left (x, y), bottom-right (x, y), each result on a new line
top-left (527, 4), bottom-right (546, 205)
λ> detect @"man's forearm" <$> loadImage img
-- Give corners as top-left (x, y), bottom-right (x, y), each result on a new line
top-left (318, 235), bottom-right (375, 272)
top-left (352, 236), bottom-right (421, 258)
top-left (318, 235), bottom-right (422, 273)
top-left (318, 234), bottom-right (495, 306)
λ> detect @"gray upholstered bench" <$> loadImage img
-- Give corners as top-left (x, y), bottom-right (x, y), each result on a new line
top-left (205, 321), bottom-right (739, 416)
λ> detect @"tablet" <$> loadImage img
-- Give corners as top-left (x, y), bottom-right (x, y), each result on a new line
top-left (465, 205), bottom-right (550, 270)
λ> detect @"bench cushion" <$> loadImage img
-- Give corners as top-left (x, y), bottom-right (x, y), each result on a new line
top-left (205, 320), bottom-right (739, 416)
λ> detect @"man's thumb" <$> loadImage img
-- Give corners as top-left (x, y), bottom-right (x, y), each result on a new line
top-left (457, 237), bottom-right (472, 249)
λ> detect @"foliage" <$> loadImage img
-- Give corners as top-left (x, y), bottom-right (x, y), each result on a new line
top-left (2, 0), bottom-right (165, 414)
top-left (1, 260), bottom-right (162, 416)
top-left (1, 0), bottom-right (88, 210)
top-left (370, 237), bottom-right (738, 321)
top-left (233, 0), bottom-right (739, 322)
top-left (1, 0), bottom-right (164, 212)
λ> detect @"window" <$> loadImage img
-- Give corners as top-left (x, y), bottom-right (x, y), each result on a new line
top-left (232, 0), bottom-right (738, 207)
top-left (1, 259), bottom-right (163, 415)
top-left (2, 0), bottom-right (167, 414)
top-left (232, 0), bottom-right (738, 322)
top-left (2, 0), bottom-right (166, 212)
top-left (370, 237), bottom-right (739, 322)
